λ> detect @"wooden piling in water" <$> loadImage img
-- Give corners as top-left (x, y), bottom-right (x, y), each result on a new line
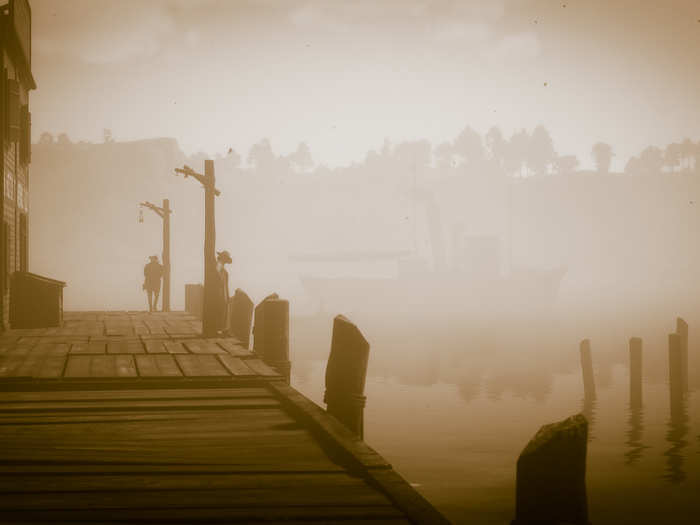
top-left (580, 339), bottom-right (596, 400)
top-left (675, 317), bottom-right (688, 393)
top-left (669, 333), bottom-right (684, 406)
top-left (512, 413), bottom-right (589, 525)
top-left (324, 315), bottom-right (370, 439)
top-left (629, 337), bottom-right (642, 409)
top-left (228, 288), bottom-right (253, 349)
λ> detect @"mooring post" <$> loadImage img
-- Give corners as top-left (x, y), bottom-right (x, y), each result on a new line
top-left (669, 333), bottom-right (684, 406)
top-left (629, 337), bottom-right (642, 409)
top-left (675, 318), bottom-right (688, 393)
top-left (512, 413), bottom-right (589, 525)
top-left (580, 339), bottom-right (596, 400)
top-left (324, 315), bottom-right (370, 439)
top-left (228, 288), bottom-right (254, 349)
top-left (252, 293), bottom-right (279, 356)
top-left (261, 298), bottom-right (290, 383)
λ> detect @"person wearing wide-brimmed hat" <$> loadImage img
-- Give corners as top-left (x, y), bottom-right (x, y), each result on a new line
top-left (215, 250), bottom-right (233, 333)
top-left (143, 255), bottom-right (164, 312)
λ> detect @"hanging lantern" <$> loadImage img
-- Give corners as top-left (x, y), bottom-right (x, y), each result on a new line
top-left (138, 208), bottom-right (144, 223)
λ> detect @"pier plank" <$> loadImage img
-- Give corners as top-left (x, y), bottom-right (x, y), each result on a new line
top-left (0, 311), bottom-right (441, 524)
top-left (135, 355), bottom-right (183, 377)
top-left (175, 355), bottom-right (230, 377)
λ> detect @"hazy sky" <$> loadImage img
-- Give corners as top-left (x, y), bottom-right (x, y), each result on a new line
top-left (30, 0), bottom-right (700, 169)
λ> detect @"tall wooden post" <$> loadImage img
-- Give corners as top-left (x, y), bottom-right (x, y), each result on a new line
top-left (202, 160), bottom-right (217, 337)
top-left (174, 161), bottom-right (220, 337)
top-left (579, 339), bottom-right (596, 400)
top-left (139, 199), bottom-right (173, 312)
top-left (669, 333), bottom-right (683, 407)
top-left (162, 198), bottom-right (171, 312)
top-left (675, 317), bottom-right (688, 393)
top-left (629, 337), bottom-right (642, 409)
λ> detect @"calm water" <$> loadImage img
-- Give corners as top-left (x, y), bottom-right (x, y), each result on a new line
top-left (290, 310), bottom-right (700, 524)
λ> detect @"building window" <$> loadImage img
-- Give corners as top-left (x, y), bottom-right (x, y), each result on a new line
top-left (2, 222), bottom-right (9, 290)
top-left (17, 181), bottom-right (26, 211)
top-left (4, 170), bottom-right (14, 201)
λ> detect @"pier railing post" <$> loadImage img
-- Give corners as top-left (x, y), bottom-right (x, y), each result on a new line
top-left (261, 298), bottom-right (290, 383)
top-left (579, 339), bottom-right (596, 400)
top-left (629, 337), bottom-right (642, 409)
top-left (324, 315), bottom-right (370, 439)
top-left (512, 413), bottom-right (589, 525)
top-left (229, 288), bottom-right (253, 349)
top-left (253, 293), bottom-right (278, 356)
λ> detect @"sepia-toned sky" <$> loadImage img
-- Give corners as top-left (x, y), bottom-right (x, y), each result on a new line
top-left (30, 0), bottom-right (700, 169)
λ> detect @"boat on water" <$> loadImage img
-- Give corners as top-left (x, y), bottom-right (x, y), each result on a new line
top-left (293, 183), bottom-right (566, 319)
top-left (296, 249), bottom-right (566, 319)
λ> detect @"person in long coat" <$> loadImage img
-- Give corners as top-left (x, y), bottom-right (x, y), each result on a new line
top-left (215, 250), bottom-right (233, 333)
top-left (143, 255), bottom-right (163, 312)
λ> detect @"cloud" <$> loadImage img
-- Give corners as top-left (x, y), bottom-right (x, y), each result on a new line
top-left (33, 0), bottom-right (176, 64)
top-left (488, 32), bottom-right (541, 63)
top-left (432, 21), bottom-right (492, 44)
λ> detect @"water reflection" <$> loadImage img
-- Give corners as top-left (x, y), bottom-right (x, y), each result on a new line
top-left (625, 404), bottom-right (648, 465)
top-left (664, 392), bottom-right (689, 484)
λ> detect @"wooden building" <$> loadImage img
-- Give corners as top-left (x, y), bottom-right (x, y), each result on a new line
top-left (0, 0), bottom-right (34, 329)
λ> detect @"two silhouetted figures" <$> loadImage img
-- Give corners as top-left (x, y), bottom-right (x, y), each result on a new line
top-left (143, 255), bottom-right (163, 312)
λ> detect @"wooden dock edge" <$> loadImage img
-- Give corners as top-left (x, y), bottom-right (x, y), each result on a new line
top-left (266, 381), bottom-right (451, 525)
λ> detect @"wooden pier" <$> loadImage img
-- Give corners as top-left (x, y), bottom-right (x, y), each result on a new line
top-left (0, 311), bottom-right (447, 524)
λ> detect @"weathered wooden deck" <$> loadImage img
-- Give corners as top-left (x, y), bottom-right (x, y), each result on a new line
top-left (0, 311), bottom-right (447, 524)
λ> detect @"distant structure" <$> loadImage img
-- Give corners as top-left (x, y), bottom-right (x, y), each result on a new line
top-left (0, 0), bottom-right (36, 329)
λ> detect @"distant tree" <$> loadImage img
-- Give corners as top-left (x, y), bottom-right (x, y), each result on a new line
top-left (693, 141), bottom-right (700, 174)
top-left (380, 138), bottom-right (392, 158)
top-left (288, 142), bottom-right (313, 172)
top-left (452, 126), bottom-right (484, 168)
top-left (528, 125), bottom-right (556, 176)
top-left (484, 126), bottom-right (507, 170)
top-left (247, 138), bottom-right (275, 170)
top-left (553, 155), bottom-right (579, 175)
top-left (103, 128), bottom-right (114, 143)
top-left (226, 147), bottom-right (241, 168)
top-left (507, 129), bottom-right (530, 177)
top-left (56, 133), bottom-right (72, 146)
top-left (434, 141), bottom-right (454, 170)
top-left (393, 140), bottom-right (431, 170)
top-left (591, 142), bottom-right (613, 174)
top-left (664, 142), bottom-right (682, 173)
top-left (624, 156), bottom-right (641, 175)
top-left (680, 138), bottom-right (694, 172)
top-left (638, 146), bottom-right (664, 175)
top-left (38, 132), bottom-right (54, 145)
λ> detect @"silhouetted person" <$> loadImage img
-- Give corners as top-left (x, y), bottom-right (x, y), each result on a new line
top-left (215, 250), bottom-right (232, 333)
top-left (143, 255), bottom-right (163, 312)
